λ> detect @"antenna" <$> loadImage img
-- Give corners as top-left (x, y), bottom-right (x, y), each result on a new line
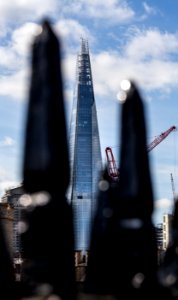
top-left (170, 173), bottom-right (176, 207)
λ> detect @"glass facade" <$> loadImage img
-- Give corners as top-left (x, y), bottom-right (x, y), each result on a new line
top-left (68, 40), bottom-right (102, 251)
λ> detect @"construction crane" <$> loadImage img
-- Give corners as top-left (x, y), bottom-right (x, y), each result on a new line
top-left (106, 125), bottom-right (177, 182)
top-left (105, 147), bottom-right (119, 181)
top-left (147, 126), bottom-right (176, 152)
top-left (170, 173), bottom-right (176, 206)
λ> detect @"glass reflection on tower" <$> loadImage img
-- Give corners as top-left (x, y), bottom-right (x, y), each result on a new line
top-left (68, 39), bottom-right (102, 251)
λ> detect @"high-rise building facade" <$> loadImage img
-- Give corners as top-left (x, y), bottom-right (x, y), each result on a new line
top-left (68, 39), bottom-right (102, 251)
top-left (1, 185), bottom-right (25, 256)
top-left (155, 223), bottom-right (163, 250)
top-left (163, 213), bottom-right (173, 250)
top-left (0, 202), bottom-right (14, 257)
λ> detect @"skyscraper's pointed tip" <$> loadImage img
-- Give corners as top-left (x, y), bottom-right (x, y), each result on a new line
top-left (80, 37), bottom-right (89, 54)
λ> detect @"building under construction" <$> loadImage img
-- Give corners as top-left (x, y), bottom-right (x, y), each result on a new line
top-left (67, 39), bottom-right (102, 279)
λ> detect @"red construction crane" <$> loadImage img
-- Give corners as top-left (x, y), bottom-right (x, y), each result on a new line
top-left (147, 126), bottom-right (176, 152)
top-left (105, 147), bottom-right (119, 181)
top-left (106, 125), bottom-right (177, 182)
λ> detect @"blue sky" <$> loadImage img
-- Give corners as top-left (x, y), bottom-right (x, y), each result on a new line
top-left (0, 0), bottom-right (178, 225)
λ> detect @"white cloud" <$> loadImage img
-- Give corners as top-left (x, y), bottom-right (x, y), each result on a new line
top-left (0, 21), bottom-right (41, 100)
top-left (0, 136), bottom-right (15, 146)
top-left (155, 198), bottom-right (172, 209)
top-left (11, 22), bottom-right (42, 57)
top-left (0, 47), bottom-right (19, 69)
top-left (125, 29), bottom-right (178, 60)
top-left (63, 0), bottom-right (135, 24)
top-left (143, 2), bottom-right (157, 15)
top-left (0, 22), bottom-right (41, 70)
top-left (0, 19), bottom-right (93, 101)
top-left (0, 181), bottom-right (19, 197)
top-left (62, 53), bottom-right (78, 83)
top-left (92, 51), bottom-right (178, 97)
top-left (0, 22), bottom-right (40, 101)
top-left (0, 167), bottom-right (19, 197)
top-left (87, 28), bottom-right (178, 97)
top-left (59, 25), bottom-right (178, 95)
top-left (0, 0), bottom-right (60, 26)
top-left (2, 21), bottom-right (178, 102)
top-left (55, 19), bottom-right (94, 47)
top-left (0, 69), bottom-right (29, 100)
top-left (61, 29), bottom-right (178, 102)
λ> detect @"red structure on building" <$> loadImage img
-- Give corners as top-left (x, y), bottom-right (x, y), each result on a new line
top-left (106, 125), bottom-right (177, 182)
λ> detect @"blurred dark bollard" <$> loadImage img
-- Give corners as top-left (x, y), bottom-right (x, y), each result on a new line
top-left (20, 20), bottom-right (76, 300)
top-left (83, 81), bottom-right (158, 299)
top-left (158, 198), bottom-right (178, 299)
top-left (0, 221), bottom-right (17, 299)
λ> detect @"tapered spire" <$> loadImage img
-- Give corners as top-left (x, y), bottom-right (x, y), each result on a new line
top-left (80, 38), bottom-right (89, 54)
top-left (68, 39), bottom-right (102, 253)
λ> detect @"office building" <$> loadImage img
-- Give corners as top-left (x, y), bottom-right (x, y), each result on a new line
top-left (0, 202), bottom-right (14, 256)
top-left (162, 213), bottom-right (173, 250)
top-left (155, 223), bottom-right (163, 250)
top-left (2, 185), bottom-right (24, 257)
top-left (68, 39), bottom-right (102, 251)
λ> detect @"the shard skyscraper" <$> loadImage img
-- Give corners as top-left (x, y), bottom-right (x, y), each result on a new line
top-left (68, 39), bottom-right (102, 253)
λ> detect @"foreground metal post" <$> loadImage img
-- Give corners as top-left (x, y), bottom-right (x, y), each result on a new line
top-left (158, 198), bottom-right (178, 299)
top-left (20, 20), bottom-right (76, 300)
top-left (83, 81), bottom-right (158, 299)
top-left (0, 221), bottom-right (17, 299)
